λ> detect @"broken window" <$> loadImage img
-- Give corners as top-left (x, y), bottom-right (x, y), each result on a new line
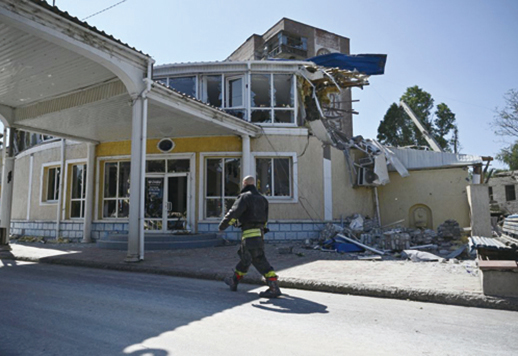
top-left (256, 157), bottom-right (291, 197)
top-left (103, 161), bottom-right (130, 218)
top-left (251, 73), bottom-right (295, 124)
top-left (505, 185), bottom-right (516, 202)
top-left (202, 75), bottom-right (222, 107)
top-left (205, 158), bottom-right (241, 218)
top-left (488, 186), bottom-right (494, 202)
top-left (168, 76), bottom-right (196, 97)
top-left (70, 164), bottom-right (87, 218)
top-left (226, 76), bottom-right (244, 108)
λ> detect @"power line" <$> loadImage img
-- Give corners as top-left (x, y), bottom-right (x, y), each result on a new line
top-left (82, 0), bottom-right (128, 21)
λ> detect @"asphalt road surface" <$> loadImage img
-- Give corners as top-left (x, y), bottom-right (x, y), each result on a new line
top-left (1, 260), bottom-right (517, 356)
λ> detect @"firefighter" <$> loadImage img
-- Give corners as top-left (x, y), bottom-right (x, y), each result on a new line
top-left (219, 175), bottom-right (281, 298)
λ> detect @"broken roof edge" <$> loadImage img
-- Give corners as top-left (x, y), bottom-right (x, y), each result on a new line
top-left (386, 147), bottom-right (484, 171)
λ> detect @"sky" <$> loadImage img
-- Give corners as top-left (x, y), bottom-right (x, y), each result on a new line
top-left (52, 0), bottom-right (518, 169)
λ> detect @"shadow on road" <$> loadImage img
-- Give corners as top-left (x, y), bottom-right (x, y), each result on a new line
top-left (251, 293), bottom-right (329, 314)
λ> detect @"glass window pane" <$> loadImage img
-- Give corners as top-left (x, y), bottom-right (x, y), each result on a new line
top-left (206, 159), bottom-right (222, 197)
top-left (274, 110), bottom-right (294, 124)
top-left (47, 168), bottom-right (56, 201)
top-left (274, 74), bottom-right (294, 107)
top-left (71, 165), bottom-right (84, 199)
top-left (224, 199), bottom-right (236, 215)
top-left (54, 168), bottom-right (61, 201)
top-left (228, 78), bottom-right (243, 107)
top-left (256, 158), bottom-right (272, 196)
top-left (251, 110), bottom-right (271, 124)
top-left (146, 160), bottom-right (166, 173)
top-left (206, 199), bottom-right (222, 218)
top-left (119, 162), bottom-right (131, 198)
top-left (144, 220), bottom-right (162, 231)
top-left (103, 200), bottom-right (116, 218)
top-left (204, 75), bottom-right (222, 107)
top-left (224, 158), bottom-right (241, 197)
top-left (71, 201), bottom-right (82, 218)
top-left (118, 199), bottom-right (130, 218)
top-left (168, 76), bottom-right (196, 97)
top-left (145, 177), bottom-right (163, 218)
top-left (167, 159), bottom-right (190, 173)
top-left (274, 158), bottom-right (291, 197)
top-left (104, 163), bottom-right (118, 198)
top-left (251, 74), bottom-right (271, 107)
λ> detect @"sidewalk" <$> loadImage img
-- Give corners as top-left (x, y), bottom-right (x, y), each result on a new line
top-left (1, 241), bottom-right (517, 312)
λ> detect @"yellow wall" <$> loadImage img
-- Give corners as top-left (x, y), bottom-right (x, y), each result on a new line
top-left (377, 167), bottom-right (471, 229)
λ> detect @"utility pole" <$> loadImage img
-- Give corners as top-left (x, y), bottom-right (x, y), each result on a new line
top-left (399, 101), bottom-right (443, 152)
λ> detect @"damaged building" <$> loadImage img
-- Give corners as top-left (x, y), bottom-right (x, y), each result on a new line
top-left (0, 2), bottom-right (491, 261)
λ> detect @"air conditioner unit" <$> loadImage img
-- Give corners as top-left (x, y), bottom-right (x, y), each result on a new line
top-left (357, 167), bottom-right (378, 186)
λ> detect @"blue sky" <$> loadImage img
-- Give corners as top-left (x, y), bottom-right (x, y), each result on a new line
top-left (54, 0), bottom-right (518, 168)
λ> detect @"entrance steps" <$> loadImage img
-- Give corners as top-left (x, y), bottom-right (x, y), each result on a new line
top-left (97, 233), bottom-right (224, 250)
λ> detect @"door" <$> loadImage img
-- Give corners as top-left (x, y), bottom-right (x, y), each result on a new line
top-left (166, 175), bottom-right (189, 231)
top-left (144, 174), bottom-right (189, 232)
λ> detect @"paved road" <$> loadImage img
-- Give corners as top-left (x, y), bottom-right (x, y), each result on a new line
top-left (1, 261), bottom-right (516, 356)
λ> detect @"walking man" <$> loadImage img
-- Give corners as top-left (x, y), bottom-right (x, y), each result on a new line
top-left (219, 175), bottom-right (281, 298)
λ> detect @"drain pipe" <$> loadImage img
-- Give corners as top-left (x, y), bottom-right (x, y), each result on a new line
top-left (55, 139), bottom-right (66, 239)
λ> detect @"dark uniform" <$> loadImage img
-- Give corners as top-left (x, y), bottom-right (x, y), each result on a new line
top-left (219, 184), bottom-right (281, 297)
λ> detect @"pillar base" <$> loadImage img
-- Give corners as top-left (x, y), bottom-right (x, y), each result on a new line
top-left (124, 254), bottom-right (141, 263)
top-left (0, 244), bottom-right (12, 252)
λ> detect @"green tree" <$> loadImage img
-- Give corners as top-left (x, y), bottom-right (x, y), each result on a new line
top-left (496, 141), bottom-right (518, 170)
top-left (377, 86), bottom-right (459, 151)
top-left (492, 89), bottom-right (518, 137)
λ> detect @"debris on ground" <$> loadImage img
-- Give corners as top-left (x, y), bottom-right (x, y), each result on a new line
top-left (401, 250), bottom-right (443, 262)
top-left (317, 215), bottom-right (471, 261)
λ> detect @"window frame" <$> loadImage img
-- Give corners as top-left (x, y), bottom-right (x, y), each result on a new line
top-left (69, 163), bottom-right (87, 219)
top-left (505, 184), bottom-right (516, 202)
top-left (40, 162), bottom-right (61, 205)
top-left (165, 75), bottom-right (198, 97)
top-left (102, 160), bottom-right (131, 220)
top-left (198, 152), bottom-right (242, 221)
top-left (249, 73), bottom-right (297, 126)
top-left (251, 152), bottom-right (298, 203)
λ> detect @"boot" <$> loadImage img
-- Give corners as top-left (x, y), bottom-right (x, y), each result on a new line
top-left (259, 278), bottom-right (282, 298)
top-left (224, 273), bottom-right (240, 292)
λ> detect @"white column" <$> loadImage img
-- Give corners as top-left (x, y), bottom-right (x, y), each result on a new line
top-left (125, 96), bottom-right (148, 262)
top-left (26, 154), bottom-right (34, 220)
top-left (82, 143), bottom-right (97, 243)
top-left (323, 145), bottom-right (333, 221)
top-left (241, 135), bottom-right (251, 177)
top-left (55, 139), bottom-right (66, 239)
top-left (0, 128), bottom-right (15, 250)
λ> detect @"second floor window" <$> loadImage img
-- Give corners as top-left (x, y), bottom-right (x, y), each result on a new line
top-left (251, 74), bottom-right (295, 125)
top-left (168, 76), bottom-right (196, 97)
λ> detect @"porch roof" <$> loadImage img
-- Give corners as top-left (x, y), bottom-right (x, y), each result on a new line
top-left (0, 0), bottom-right (260, 144)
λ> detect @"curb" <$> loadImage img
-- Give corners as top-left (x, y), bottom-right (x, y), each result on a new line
top-left (3, 254), bottom-right (518, 312)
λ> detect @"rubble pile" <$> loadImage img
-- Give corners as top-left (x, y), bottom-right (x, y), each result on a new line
top-left (318, 215), bottom-right (470, 259)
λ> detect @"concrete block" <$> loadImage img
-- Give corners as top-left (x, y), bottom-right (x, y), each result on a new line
top-left (114, 224), bottom-right (124, 232)
top-left (291, 224), bottom-right (302, 232)
top-left (480, 268), bottom-right (518, 298)
top-left (308, 232), bottom-right (319, 239)
top-left (198, 224), bottom-right (209, 232)
top-left (302, 224), bottom-right (314, 231)
top-left (274, 232), bottom-right (286, 240)
top-left (105, 224), bottom-right (114, 231)
top-left (209, 224), bottom-right (219, 232)
top-left (227, 232), bottom-right (239, 240)
top-left (285, 232), bottom-right (298, 240)
top-left (268, 224), bottom-right (279, 232)
top-left (297, 232), bottom-right (309, 239)
top-left (280, 224), bottom-right (291, 231)
top-left (62, 230), bottom-right (70, 238)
